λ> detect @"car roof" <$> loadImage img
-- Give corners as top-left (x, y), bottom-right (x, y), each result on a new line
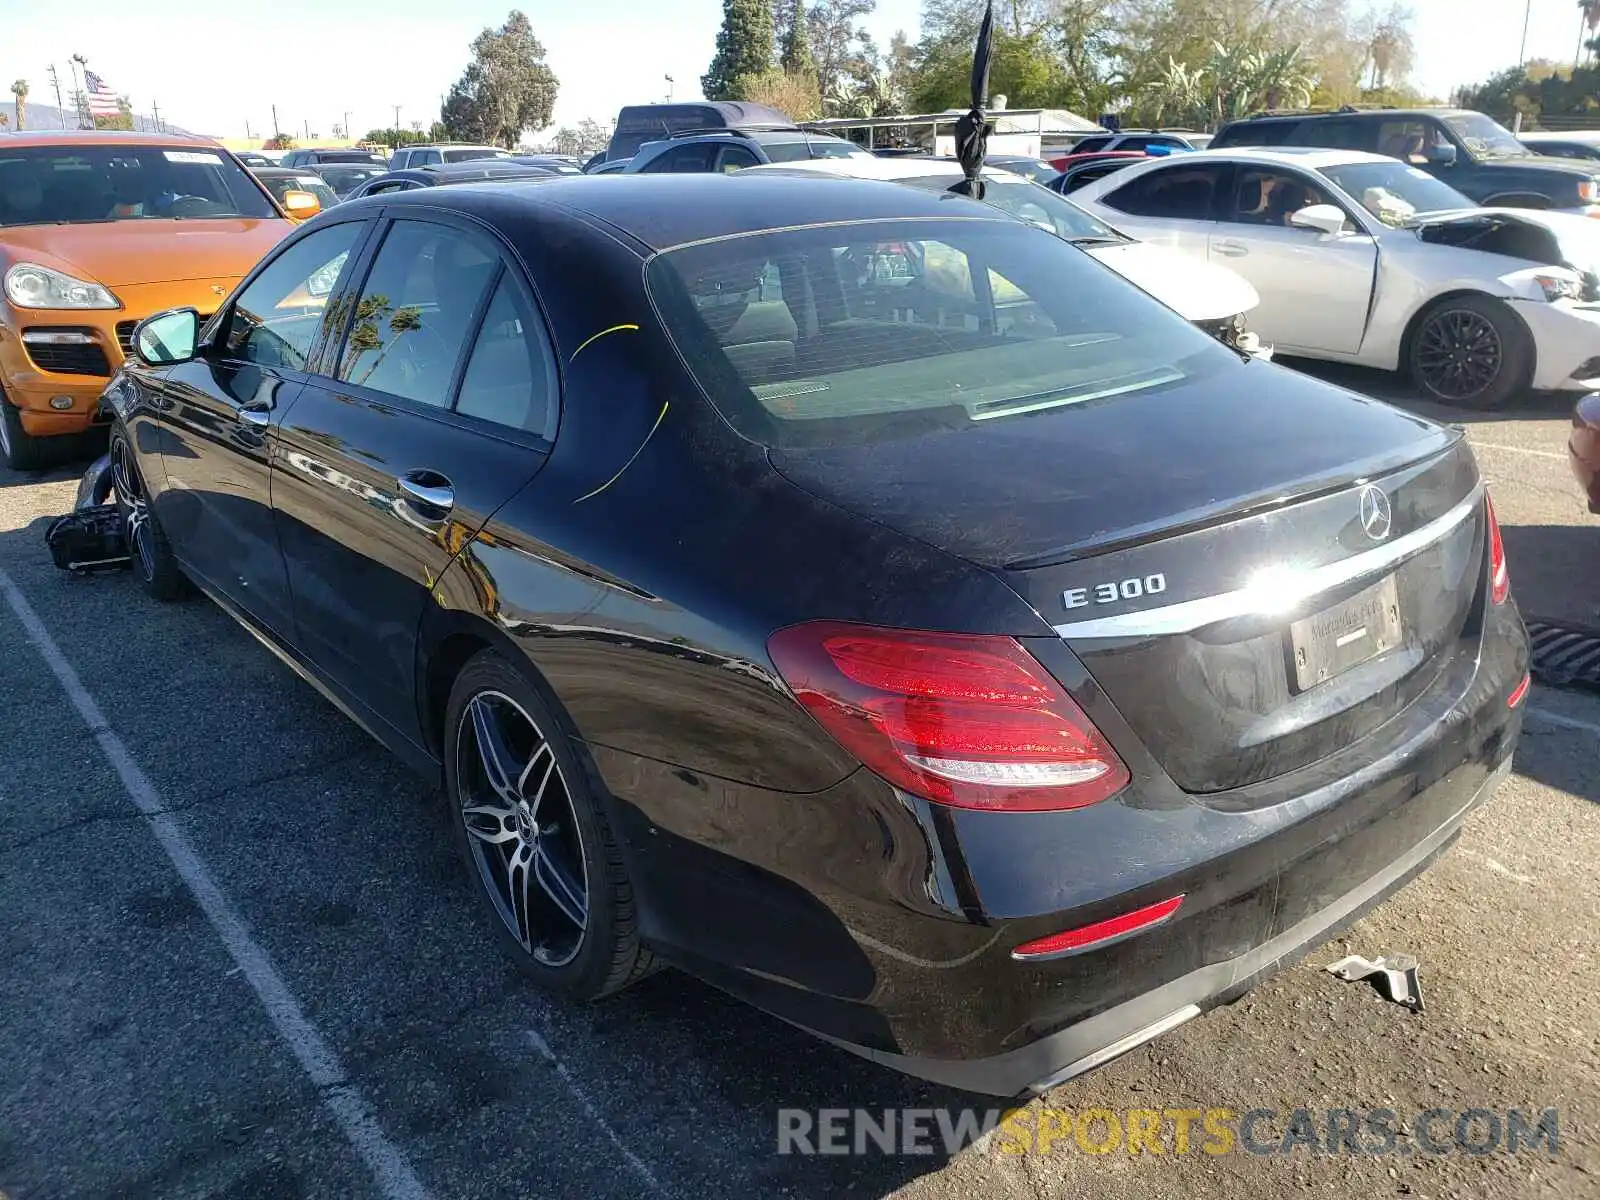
top-left (398, 143), bottom-right (500, 152)
top-left (740, 157), bottom-right (1012, 183)
top-left (370, 174), bottom-right (1004, 251)
top-left (1233, 107), bottom-right (1468, 124)
top-left (0, 129), bottom-right (224, 150)
top-left (1182, 145), bottom-right (1396, 169)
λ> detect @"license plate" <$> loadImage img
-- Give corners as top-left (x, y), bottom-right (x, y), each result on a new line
top-left (1289, 575), bottom-right (1404, 691)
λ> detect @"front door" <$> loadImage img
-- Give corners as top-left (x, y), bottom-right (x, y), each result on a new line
top-left (271, 213), bottom-right (561, 744)
top-left (152, 220), bottom-right (368, 635)
top-left (1207, 165), bottom-right (1377, 356)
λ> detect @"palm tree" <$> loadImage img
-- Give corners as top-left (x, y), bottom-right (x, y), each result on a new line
top-left (9, 80), bottom-right (26, 131)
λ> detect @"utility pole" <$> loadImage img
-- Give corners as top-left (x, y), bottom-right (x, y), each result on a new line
top-left (665, 74), bottom-right (674, 102)
top-left (69, 54), bottom-right (89, 128)
top-left (47, 65), bottom-right (64, 127)
top-left (304, 118), bottom-right (310, 140)
top-left (1520, 0), bottom-right (1533, 64)
top-left (344, 111), bottom-right (351, 142)
top-left (272, 103), bottom-right (280, 138)
top-left (393, 104), bottom-right (401, 132)
top-left (245, 118), bottom-right (252, 139)
top-left (151, 100), bottom-right (161, 133)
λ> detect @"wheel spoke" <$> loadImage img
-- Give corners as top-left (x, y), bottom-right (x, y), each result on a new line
top-left (534, 843), bottom-right (588, 929)
top-left (521, 743), bottom-right (557, 822)
top-left (461, 801), bottom-right (520, 846)
top-left (468, 696), bottom-right (522, 802)
top-left (507, 842), bottom-right (536, 950)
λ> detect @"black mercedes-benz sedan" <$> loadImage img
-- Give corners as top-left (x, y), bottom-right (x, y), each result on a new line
top-left (99, 174), bottom-right (1528, 1097)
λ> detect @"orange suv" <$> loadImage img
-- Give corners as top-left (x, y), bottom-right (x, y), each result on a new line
top-left (0, 130), bottom-right (302, 468)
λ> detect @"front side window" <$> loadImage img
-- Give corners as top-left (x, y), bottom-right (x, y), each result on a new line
top-left (0, 145), bottom-right (277, 226)
top-left (334, 220), bottom-right (498, 406)
top-left (1102, 163), bottom-right (1227, 219)
top-left (645, 144), bottom-right (714, 173)
top-left (761, 140), bottom-right (812, 164)
top-left (455, 278), bottom-right (558, 436)
top-left (413, 149), bottom-right (442, 166)
top-left (443, 148), bottom-right (509, 163)
top-left (648, 218), bottom-right (1227, 448)
top-left (223, 223), bottom-right (364, 369)
top-left (718, 145), bottom-right (761, 173)
top-left (1226, 168), bottom-right (1345, 228)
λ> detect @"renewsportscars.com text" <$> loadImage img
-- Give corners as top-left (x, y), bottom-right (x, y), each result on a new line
top-left (776, 1106), bottom-right (1561, 1158)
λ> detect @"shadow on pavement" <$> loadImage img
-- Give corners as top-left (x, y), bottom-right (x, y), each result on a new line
top-left (1501, 521), bottom-right (1600, 632)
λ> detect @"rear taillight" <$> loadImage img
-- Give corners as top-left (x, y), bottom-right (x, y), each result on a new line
top-left (1011, 894), bottom-right (1186, 960)
top-left (1486, 491), bottom-right (1509, 605)
top-left (766, 621), bottom-right (1130, 812)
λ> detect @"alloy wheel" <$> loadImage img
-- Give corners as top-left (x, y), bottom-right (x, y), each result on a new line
top-left (1415, 308), bottom-right (1503, 401)
top-left (111, 437), bottom-right (156, 581)
top-left (0, 409), bottom-right (11, 460)
top-left (454, 690), bottom-right (589, 967)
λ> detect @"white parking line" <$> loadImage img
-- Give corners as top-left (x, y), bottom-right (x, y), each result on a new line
top-left (525, 1029), bottom-right (666, 1195)
top-left (1469, 441), bottom-right (1568, 462)
top-left (0, 568), bottom-right (430, 1200)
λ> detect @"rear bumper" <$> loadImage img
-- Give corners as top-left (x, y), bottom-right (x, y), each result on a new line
top-left (826, 755), bottom-right (1511, 1096)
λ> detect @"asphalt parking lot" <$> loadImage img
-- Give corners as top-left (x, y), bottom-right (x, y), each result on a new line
top-left (1, 365), bottom-right (1596, 1200)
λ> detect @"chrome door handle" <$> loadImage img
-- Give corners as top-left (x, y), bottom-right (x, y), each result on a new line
top-left (1213, 241), bottom-right (1248, 257)
top-left (238, 403), bottom-right (271, 427)
top-left (398, 471), bottom-right (455, 513)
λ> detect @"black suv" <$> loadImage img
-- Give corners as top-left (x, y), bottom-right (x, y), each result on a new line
top-left (623, 127), bottom-right (867, 173)
top-left (1211, 107), bottom-right (1600, 212)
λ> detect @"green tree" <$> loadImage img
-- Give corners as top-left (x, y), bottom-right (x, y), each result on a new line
top-left (807, 0), bottom-right (877, 113)
top-left (575, 116), bottom-right (609, 151)
top-left (441, 10), bottom-right (559, 147)
top-left (364, 127), bottom-right (429, 149)
top-left (704, 0), bottom-right (776, 100)
top-left (910, 27), bottom-right (1069, 112)
top-left (736, 68), bottom-right (824, 119)
top-left (780, 0), bottom-right (817, 75)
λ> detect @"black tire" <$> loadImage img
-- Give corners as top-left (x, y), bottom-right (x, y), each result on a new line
top-left (1407, 294), bottom-right (1534, 411)
top-left (444, 649), bottom-right (653, 1000)
top-left (110, 428), bottom-right (190, 600)
top-left (0, 393), bottom-right (51, 471)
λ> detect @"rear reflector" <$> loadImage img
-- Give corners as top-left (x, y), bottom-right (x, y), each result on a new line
top-left (767, 621), bottom-right (1130, 812)
top-left (1011, 895), bottom-right (1186, 960)
top-left (1507, 672), bottom-right (1531, 708)
top-left (1486, 492), bottom-right (1509, 605)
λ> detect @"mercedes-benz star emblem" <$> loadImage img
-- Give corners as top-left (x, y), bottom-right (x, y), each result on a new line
top-left (1358, 484), bottom-right (1392, 542)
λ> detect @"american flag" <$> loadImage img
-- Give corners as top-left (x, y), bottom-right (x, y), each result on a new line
top-left (83, 70), bottom-right (120, 118)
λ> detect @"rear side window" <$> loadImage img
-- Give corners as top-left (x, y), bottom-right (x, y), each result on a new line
top-left (647, 218), bottom-right (1226, 449)
top-left (1102, 163), bottom-right (1228, 219)
top-left (224, 223), bottom-right (364, 370)
top-left (334, 220), bottom-right (498, 406)
top-left (1071, 135), bottom-right (1112, 154)
top-left (454, 277), bottom-right (558, 437)
top-left (761, 140), bottom-right (811, 163)
top-left (413, 149), bottom-right (442, 166)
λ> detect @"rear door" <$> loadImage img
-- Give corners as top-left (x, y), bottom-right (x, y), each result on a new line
top-left (1207, 163), bottom-right (1377, 355)
top-left (1093, 160), bottom-right (1232, 259)
top-left (271, 211), bottom-right (561, 744)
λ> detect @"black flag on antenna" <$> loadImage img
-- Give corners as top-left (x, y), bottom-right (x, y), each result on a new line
top-left (951, 0), bottom-right (995, 201)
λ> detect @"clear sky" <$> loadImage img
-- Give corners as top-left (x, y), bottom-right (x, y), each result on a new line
top-left (0, 0), bottom-right (1589, 140)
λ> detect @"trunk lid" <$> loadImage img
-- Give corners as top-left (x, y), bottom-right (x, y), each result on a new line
top-left (768, 368), bottom-right (1481, 795)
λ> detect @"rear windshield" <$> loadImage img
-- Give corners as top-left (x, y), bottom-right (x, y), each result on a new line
top-left (316, 165), bottom-right (385, 193)
top-left (260, 174), bottom-right (340, 210)
top-left (899, 174), bottom-right (1123, 242)
top-left (648, 218), bottom-right (1226, 448)
top-left (442, 148), bottom-right (510, 163)
top-left (0, 145), bottom-right (276, 225)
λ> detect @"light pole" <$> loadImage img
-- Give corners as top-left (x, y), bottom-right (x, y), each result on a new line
top-left (1520, 0), bottom-right (1533, 64)
top-left (665, 74), bottom-right (674, 102)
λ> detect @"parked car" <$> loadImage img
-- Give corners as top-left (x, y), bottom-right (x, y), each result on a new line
top-left (1048, 154), bottom-right (1147, 195)
top-left (973, 154), bottom-right (1061, 184)
top-left (602, 100), bottom-right (793, 164)
top-left (1211, 108), bottom-right (1600, 214)
top-left (510, 155), bottom-right (584, 175)
top-left (1570, 391), bottom-right (1600, 511)
top-left (250, 167), bottom-right (339, 221)
top-left (235, 151), bottom-right (273, 168)
top-left (743, 156), bottom-right (1266, 356)
top-left (0, 129), bottom-right (295, 468)
top-left (388, 143), bottom-right (512, 170)
top-left (345, 161), bottom-right (555, 198)
top-left (96, 172), bottom-right (1527, 1096)
top-left (1070, 146), bottom-right (1600, 408)
top-left (279, 148), bottom-right (388, 168)
top-left (310, 162), bottom-right (388, 198)
top-left (869, 146), bottom-right (929, 159)
top-left (1518, 131), bottom-right (1600, 162)
top-left (624, 127), bottom-right (869, 173)
top-left (586, 158), bottom-right (631, 175)
top-left (1053, 129), bottom-right (1201, 167)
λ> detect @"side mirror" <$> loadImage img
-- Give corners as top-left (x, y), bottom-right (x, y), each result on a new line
top-left (1425, 142), bottom-right (1458, 168)
top-left (281, 189), bottom-right (322, 219)
top-left (1289, 204), bottom-right (1350, 237)
top-left (133, 308), bottom-right (200, 367)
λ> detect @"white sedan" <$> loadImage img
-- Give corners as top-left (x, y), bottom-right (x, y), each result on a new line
top-left (738, 155), bottom-right (1268, 358)
top-left (1069, 146), bottom-right (1600, 409)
